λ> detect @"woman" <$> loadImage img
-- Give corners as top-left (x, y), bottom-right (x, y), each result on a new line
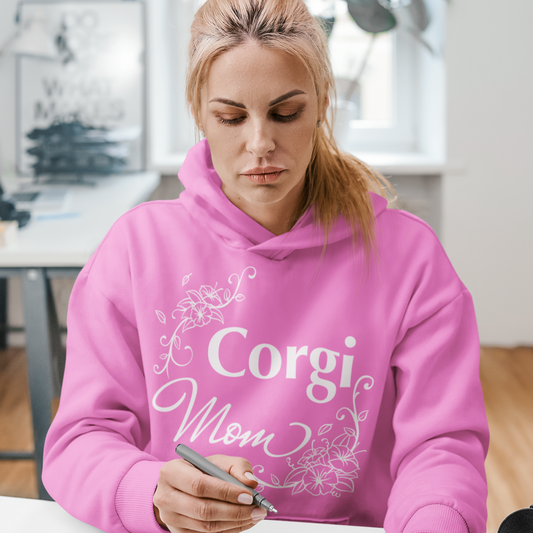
top-left (43, 1), bottom-right (489, 532)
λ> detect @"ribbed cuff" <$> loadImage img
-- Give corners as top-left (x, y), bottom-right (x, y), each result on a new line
top-left (403, 504), bottom-right (469, 533)
top-left (115, 460), bottom-right (167, 533)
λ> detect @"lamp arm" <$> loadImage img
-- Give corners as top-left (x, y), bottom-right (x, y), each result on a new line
top-left (0, 30), bottom-right (21, 60)
top-left (344, 32), bottom-right (378, 102)
top-left (0, 3), bottom-right (23, 61)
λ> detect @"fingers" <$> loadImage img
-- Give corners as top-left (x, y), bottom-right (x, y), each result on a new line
top-left (167, 522), bottom-right (256, 533)
top-left (206, 455), bottom-right (259, 491)
top-left (162, 459), bottom-right (254, 505)
top-left (164, 486), bottom-right (255, 520)
top-left (154, 455), bottom-right (266, 533)
top-left (165, 513), bottom-right (257, 533)
top-left (157, 491), bottom-right (267, 532)
top-left (164, 503), bottom-right (267, 533)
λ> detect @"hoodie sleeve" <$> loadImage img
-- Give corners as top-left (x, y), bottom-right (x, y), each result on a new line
top-left (42, 219), bottom-right (166, 533)
top-left (384, 267), bottom-right (489, 530)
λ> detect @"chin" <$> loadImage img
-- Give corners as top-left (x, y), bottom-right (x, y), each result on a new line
top-left (243, 189), bottom-right (288, 206)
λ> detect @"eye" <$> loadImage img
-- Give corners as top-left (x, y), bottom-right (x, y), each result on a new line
top-left (216, 110), bottom-right (302, 126)
top-left (272, 111), bottom-right (301, 123)
top-left (218, 116), bottom-right (245, 125)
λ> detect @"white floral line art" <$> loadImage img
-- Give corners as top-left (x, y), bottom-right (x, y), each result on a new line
top-left (253, 375), bottom-right (374, 498)
top-left (154, 266), bottom-right (257, 376)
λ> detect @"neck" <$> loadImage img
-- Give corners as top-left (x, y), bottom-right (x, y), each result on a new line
top-left (247, 205), bottom-right (293, 236)
top-left (222, 181), bottom-right (305, 236)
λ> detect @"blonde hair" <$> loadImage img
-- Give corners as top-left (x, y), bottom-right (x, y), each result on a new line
top-left (186, 0), bottom-right (397, 273)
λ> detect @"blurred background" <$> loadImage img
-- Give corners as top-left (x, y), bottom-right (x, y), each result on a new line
top-left (0, 1), bottom-right (532, 532)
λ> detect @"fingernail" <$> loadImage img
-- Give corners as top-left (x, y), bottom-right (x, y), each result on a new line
top-left (238, 493), bottom-right (254, 505)
top-left (251, 508), bottom-right (267, 520)
top-left (244, 472), bottom-right (258, 482)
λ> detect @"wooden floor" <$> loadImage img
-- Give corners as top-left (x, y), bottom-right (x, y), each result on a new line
top-left (481, 346), bottom-right (533, 533)
top-left (1, 345), bottom-right (532, 532)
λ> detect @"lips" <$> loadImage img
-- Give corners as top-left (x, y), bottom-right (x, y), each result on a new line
top-left (241, 166), bottom-right (286, 184)
top-left (243, 171), bottom-right (285, 184)
top-left (242, 166), bottom-right (285, 174)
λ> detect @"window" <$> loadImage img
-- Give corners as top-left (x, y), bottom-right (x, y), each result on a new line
top-left (148, 0), bottom-right (445, 172)
top-left (314, 0), bottom-right (416, 153)
top-left (307, 0), bottom-right (395, 123)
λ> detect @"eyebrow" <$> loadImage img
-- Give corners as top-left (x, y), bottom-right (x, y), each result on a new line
top-left (209, 89), bottom-right (306, 109)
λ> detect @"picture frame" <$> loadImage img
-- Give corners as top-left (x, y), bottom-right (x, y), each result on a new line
top-left (15, 0), bottom-right (146, 180)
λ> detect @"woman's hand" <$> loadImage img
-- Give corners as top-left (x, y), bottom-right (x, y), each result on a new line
top-left (153, 454), bottom-right (266, 533)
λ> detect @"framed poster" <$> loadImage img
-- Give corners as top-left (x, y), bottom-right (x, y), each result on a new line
top-left (16, 0), bottom-right (146, 178)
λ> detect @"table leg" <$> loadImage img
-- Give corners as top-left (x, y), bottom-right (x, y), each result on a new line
top-left (0, 278), bottom-right (7, 350)
top-left (46, 277), bottom-right (65, 397)
top-left (21, 268), bottom-right (61, 501)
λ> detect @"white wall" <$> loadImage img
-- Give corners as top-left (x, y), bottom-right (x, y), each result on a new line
top-left (443, 0), bottom-right (533, 346)
top-left (0, 0), bottom-right (532, 347)
top-left (0, 0), bottom-right (19, 179)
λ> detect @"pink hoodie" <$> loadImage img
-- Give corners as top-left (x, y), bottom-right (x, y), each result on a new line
top-left (43, 139), bottom-right (489, 533)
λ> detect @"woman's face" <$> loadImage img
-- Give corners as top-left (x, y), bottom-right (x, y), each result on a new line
top-left (199, 42), bottom-right (321, 234)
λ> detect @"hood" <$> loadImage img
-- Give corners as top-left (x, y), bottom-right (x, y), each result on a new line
top-left (178, 139), bottom-right (388, 261)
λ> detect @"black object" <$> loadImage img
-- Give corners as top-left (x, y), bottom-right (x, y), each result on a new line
top-left (346, 0), bottom-right (397, 34)
top-left (0, 183), bottom-right (31, 228)
top-left (344, 0), bottom-right (430, 37)
top-left (0, 199), bottom-right (31, 228)
top-left (498, 505), bottom-right (533, 532)
top-left (26, 118), bottom-right (128, 182)
top-left (0, 278), bottom-right (6, 350)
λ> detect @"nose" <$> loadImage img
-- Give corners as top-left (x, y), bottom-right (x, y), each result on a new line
top-left (245, 117), bottom-right (275, 158)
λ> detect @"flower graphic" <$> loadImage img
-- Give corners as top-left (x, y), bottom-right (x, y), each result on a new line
top-left (332, 427), bottom-right (357, 449)
top-left (303, 465), bottom-right (339, 496)
top-left (329, 445), bottom-right (360, 473)
top-left (253, 375), bottom-right (374, 499)
top-left (154, 267), bottom-right (257, 376)
top-left (298, 446), bottom-right (330, 468)
top-left (199, 285), bottom-right (223, 305)
top-left (186, 302), bottom-right (213, 327)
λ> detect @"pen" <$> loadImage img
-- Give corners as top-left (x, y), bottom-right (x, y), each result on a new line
top-left (175, 443), bottom-right (278, 514)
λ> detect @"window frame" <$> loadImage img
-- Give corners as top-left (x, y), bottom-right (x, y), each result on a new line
top-left (339, 29), bottom-right (417, 153)
top-left (147, 0), bottom-right (445, 174)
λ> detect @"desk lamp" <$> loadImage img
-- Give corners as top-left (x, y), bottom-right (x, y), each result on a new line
top-left (0, 4), bottom-right (59, 61)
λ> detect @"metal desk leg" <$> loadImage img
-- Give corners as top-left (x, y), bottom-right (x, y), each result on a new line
top-left (21, 268), bottom-right (60, 501)
top-left (0, 278), bottom-right (7, 350)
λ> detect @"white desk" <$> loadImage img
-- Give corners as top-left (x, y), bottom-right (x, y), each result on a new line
top-left (0, 173), bottom-right (160, 267)
top-left (0, 496), bottom-right (384, 533)
top-left (0, 172), bottom-right (160, 500)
